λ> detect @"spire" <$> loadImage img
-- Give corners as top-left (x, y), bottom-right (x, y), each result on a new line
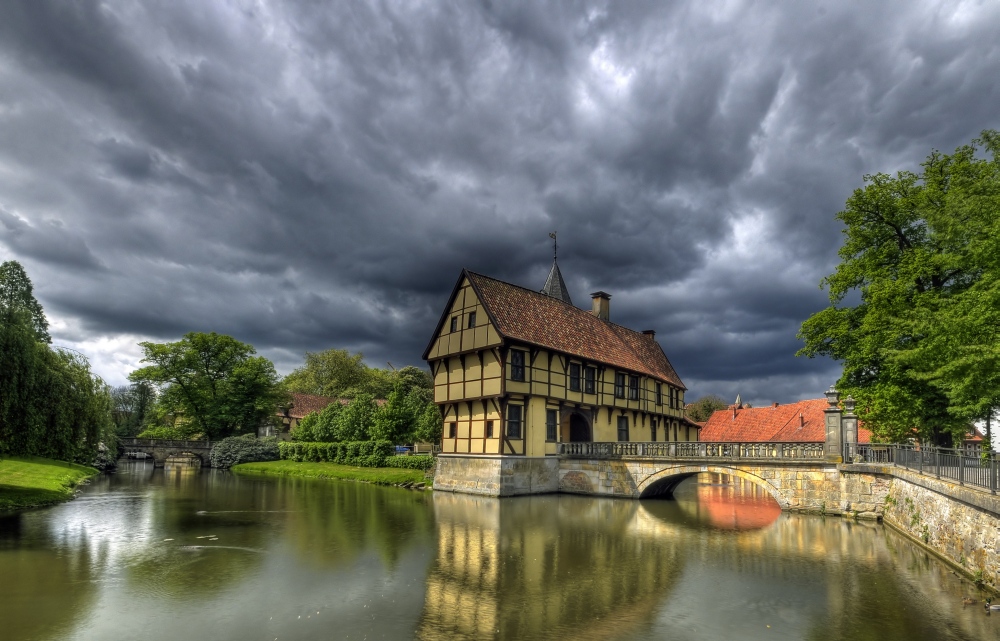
top-left (541, 232), bottom-right (573, 305)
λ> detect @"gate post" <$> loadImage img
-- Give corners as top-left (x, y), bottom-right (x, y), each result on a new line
top-left (823, 386), bottom-right (843, 463)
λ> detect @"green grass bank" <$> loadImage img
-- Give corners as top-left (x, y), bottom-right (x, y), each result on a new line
top-left (232, 460), bottom-right (430, 487)
top-left (0, 456), bottom-right (99, 512)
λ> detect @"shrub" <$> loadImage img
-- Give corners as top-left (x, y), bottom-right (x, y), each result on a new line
top-left (384, 455), bottom-right (435, 471)
top-left (211, 435), bottom-right (280, 469)
top-left (278, 440), bottom-right (394, 467)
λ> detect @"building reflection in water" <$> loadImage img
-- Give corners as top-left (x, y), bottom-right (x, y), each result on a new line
top-left (672, 472), bottom-right (783, 530)
top-left (416, 492), bottom-right (686, 641)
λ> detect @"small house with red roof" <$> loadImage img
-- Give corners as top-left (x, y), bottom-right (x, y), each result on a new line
top-left (423, 259), bottom-right (695, 459)
top-left (700, 398), bottom-right (873, 444)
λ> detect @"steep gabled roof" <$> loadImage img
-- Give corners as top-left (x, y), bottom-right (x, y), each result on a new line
top-left (463, 270), bottom-right (685, 388)
top-left (281, 392), bottom-right (338, 419)
top-left (540, 259), bottom-right (573, 305)
top-left (699, 398), bottom-right (872, 443)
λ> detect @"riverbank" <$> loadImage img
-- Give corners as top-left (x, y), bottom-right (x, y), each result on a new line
top-left (0, 456), bottom-right (99, 512)
top-left (232, 460), bottom-right (430, 487)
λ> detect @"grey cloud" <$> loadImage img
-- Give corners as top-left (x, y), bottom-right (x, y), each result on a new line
top-left (0, 0), bottom-right (997, 401)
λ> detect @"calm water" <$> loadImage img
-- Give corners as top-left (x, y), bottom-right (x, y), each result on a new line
top-left (0, 462), bottom-right (997, 641)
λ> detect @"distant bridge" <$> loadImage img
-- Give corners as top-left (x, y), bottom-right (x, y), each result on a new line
top-left (121, 438), bottom-right (213, 468)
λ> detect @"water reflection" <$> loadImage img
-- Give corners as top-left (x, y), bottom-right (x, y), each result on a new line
top-left (2, 467), bottom-right (998, 640)
top-left (417, 494), bottom-right (684, 640)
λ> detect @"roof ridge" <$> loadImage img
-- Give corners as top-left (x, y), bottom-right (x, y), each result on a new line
top-left (466, 270), bottom-right (581, 308)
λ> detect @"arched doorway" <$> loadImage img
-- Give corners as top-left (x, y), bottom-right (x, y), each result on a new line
top-left (569, 413), bottom-right (591, 442)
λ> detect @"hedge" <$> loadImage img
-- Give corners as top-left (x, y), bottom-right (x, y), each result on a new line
top-left (278, 440), bottom-right (395, 467)
top-left (383, 455), bottom-right (435, 471)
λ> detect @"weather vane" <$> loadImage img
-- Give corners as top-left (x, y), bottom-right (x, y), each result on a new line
top-left (549, 231), bottom-right (557, 260)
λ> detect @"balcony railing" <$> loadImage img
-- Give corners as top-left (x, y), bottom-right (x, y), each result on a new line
top-left (846, 443), bottom-right (999, 494)
top-left (557, 441), bottom-right (826, 460)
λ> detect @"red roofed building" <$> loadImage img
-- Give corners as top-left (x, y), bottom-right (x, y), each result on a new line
top-left (700, 398), bottom-right (872, 444)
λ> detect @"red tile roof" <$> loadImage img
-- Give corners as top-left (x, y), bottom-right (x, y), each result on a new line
top-left (699, 398), bottom-right (872, 443)
top-left (281, 392), bottom-right (339, 419)
top-left (462, 270), bottom-right (685, 388)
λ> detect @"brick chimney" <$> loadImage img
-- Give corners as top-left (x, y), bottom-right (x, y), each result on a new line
top-left (642, 329), bottom-right (655, 338)
top-left (591, 291), bottom-right (611, 321)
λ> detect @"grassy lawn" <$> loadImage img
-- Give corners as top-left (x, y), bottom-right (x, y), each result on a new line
top-left (232, 460), bottom-right (430, 486)
top-left (0, 456), bottom-right (99, 512)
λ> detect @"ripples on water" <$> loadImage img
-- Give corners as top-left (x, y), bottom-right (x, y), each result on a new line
top-left (0, 462), bottom-right (997, 640)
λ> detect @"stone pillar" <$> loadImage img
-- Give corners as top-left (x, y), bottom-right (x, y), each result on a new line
top-left (823, 386), bottom-right (843, 462)
top-left (842, 395), bottom-right (858, 462)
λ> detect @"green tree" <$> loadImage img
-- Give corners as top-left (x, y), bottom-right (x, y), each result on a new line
top-left (413, 402), bottom-right (443, 445)
top-left (129, 332), bottom-right (285, 440)
top-left (0, 260), bottom-right (50, 342)
top-left (799, 130), bottom-right (1000, 445)
top-left (336, 394), bottom-right (377, 442)
top-left (283, 348), bottom-right (369, 398)
top-left (111, 382), bottom-right (156, 438)
top-left (685, 395), bottom-right (728, 422)
top-left (370, 389), bottom-right (413, 444)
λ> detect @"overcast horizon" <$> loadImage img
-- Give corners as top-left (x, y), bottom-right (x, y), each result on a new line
top-left (1, 1), bottom-right (999, 405)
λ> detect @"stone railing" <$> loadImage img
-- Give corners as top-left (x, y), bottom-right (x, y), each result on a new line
top-left (847, 443), bottom-right (999, 495)
top-left (558, 441), bottom-right (826, 460)
top-left (121, 438), bottom-right (211, 449)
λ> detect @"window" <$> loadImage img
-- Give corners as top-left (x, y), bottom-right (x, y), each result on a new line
top-left (668, 387), bottom-right (675, 409)
top-left (486, 420), bottom-right (494, 438)
top-left (507, 404), bottom-right (523, 439)
top-left (656, 383), bottom-right (662, 406)
top-left (584, 367), bottom-right (596, 394)
top-left (510, 350), bottom-right (525, 381)
top-left (448, 422), bottom-right (457, 438)
top-left (650, 418), bottom-right (657, 442)
top-left (628, 376), bottom-right (639, 400)
top-left (614, 373), bottom-right (625, 398)
top-left (450, 316), bottom-right (458, 333)
top-left (546, 409), bottom-right (557, 441)
top-left (617, 415), bottom-right (629, 442)
top-left (468, 311), bottom-right (477, 328)
top-left (569, 363), bottom-right (581, 392)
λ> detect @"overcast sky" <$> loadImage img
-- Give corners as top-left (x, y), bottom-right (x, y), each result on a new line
top-left (1, 1), bottom-right (999, 405)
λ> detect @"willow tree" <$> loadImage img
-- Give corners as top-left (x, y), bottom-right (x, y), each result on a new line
top-left (0, 260), bottom-right (112, 461)
top-left (799, 131), bottom-right (1000, 446)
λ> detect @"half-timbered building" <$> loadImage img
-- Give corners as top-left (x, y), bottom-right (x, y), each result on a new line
top-left (423, 262), bottom-right (696, 464)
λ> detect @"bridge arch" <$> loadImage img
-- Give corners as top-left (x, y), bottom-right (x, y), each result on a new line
top-left (635, 465), bottom-right (790, 509)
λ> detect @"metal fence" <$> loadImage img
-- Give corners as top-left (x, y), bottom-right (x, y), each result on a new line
top-left (558, 441), bottom-right (825, 460)
top-left (846, 443), bottom-right (999, 495)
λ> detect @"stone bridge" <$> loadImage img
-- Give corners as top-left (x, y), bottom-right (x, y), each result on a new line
top-left (556, 441), bottom-right (888, 517)
top-left (121, 438), bottom-right (213, 468)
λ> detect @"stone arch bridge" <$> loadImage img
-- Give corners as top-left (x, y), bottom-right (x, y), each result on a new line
top-left (121, 438), bottom-right (213, 468)
top-left (557, 441), bottom-right (887, 517)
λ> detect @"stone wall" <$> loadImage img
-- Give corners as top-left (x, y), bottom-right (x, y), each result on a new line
top-left (877, 465), bottom-right (1000, 588)
top-left (433, 455), bottom-right (559, 497)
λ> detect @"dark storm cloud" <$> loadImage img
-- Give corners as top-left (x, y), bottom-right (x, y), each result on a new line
top-left (0, 1), bottom-right (998, 401)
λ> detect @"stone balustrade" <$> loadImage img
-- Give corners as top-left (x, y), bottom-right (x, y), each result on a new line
top-left (558, 441), bottom-right (826, 460)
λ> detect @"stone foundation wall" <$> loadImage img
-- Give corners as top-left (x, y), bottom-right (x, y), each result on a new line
top-left (433, 455), bottom-right (559, 497)
top-left (879, 467), bottom-right (1000, 589)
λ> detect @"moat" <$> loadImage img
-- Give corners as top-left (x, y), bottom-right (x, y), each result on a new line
top-left (1, 461), bottom-right (997, 641)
